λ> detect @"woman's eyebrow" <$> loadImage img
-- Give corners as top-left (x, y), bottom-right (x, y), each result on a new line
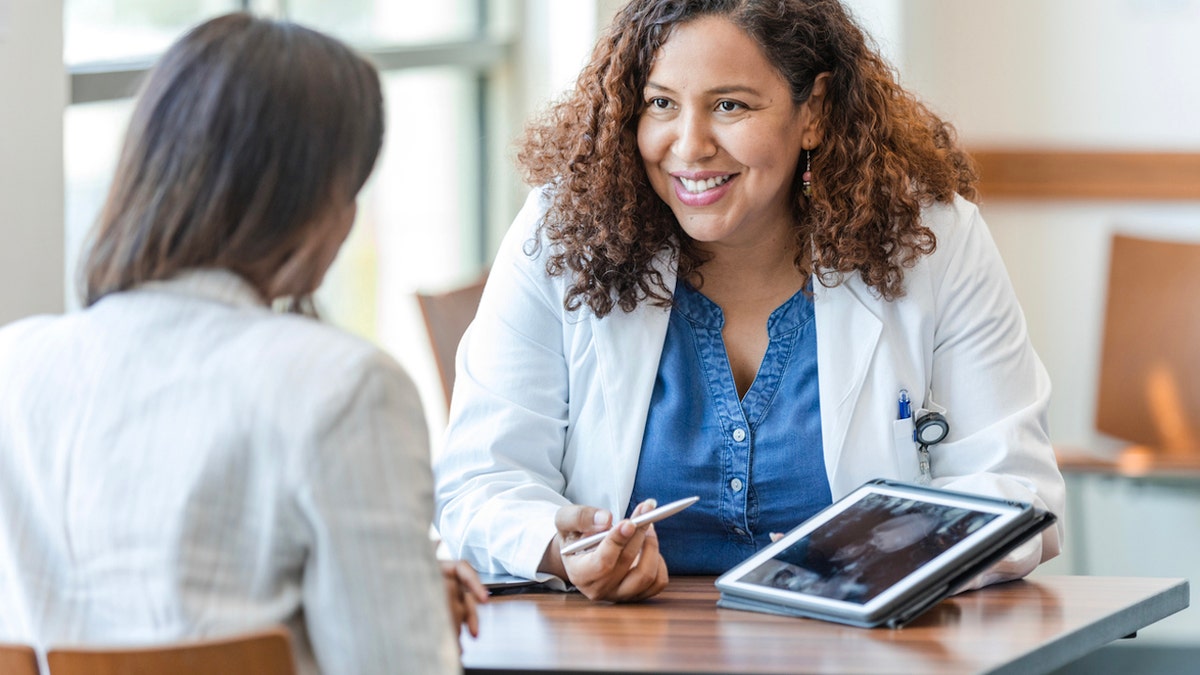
top-left (709, 85), bottom-right (764, 96)
top-left (644, 82), bottom-right (764, 97)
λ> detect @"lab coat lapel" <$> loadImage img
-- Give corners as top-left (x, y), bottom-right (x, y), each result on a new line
top-left (814, 278), bottom-right (882, 483)
top-left (591, 256), bottom-right (676, 513)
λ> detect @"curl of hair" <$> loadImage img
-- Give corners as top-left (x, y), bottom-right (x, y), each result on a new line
top-left (516, 0), bottom-right (978, 317)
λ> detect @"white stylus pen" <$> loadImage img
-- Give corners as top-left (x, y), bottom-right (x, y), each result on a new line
top-left (560, 495), bottom-right (700, 556)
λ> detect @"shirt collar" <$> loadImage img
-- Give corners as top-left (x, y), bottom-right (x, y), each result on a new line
top-left (136, 269), bottom-right (268, 309)
top-left (673, 279), bottom-right (814, 336)
top-left (673, 280), bottom-right (724, 329)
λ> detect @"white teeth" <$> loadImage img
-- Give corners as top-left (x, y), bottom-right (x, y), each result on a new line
top-left (678, 175), bottom-right (731, 194)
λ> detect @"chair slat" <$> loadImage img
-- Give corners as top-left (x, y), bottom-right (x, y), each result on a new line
top-left (46, 626), bottom-right (295, 675)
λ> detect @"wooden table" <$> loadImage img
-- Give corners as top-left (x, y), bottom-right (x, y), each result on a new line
top-left (461, 575), bottom-right (1189, 675)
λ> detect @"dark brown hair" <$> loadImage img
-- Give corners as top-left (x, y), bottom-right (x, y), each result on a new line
top-left (82, 12), bottom-right (384, 309)
top-left (517, 0), bottom-right (978, 317)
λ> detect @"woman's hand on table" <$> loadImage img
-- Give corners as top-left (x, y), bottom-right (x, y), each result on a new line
top-left (541, 499), bottom-right (669, 602)
top-left (441, 559), bottom-right (489, 645)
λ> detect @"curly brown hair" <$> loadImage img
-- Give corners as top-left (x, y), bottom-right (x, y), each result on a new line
top-left (517, 0), bottom-right (978, 317)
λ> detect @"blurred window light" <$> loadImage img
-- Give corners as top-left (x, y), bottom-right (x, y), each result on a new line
top-left (65, 0), bottom-right (243, 65)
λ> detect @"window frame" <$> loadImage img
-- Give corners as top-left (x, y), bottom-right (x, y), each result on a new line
top-left (65, 0), bottom-right (513, 269)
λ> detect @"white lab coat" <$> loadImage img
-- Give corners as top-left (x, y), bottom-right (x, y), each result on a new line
top-left (434, 188), bottom-right (1065, 587)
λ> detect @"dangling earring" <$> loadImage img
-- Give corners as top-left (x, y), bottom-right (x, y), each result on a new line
top-left (802, 149), bottom-right (813, 198)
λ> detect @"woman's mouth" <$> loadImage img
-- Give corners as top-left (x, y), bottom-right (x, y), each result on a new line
top-left (673, 173), bottom-right (735, 207)
top-left (678, 174), bottom-right (732, 194)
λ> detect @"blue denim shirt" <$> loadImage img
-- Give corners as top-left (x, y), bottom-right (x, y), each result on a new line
top-left (627, 280), bottom-right (830, 574)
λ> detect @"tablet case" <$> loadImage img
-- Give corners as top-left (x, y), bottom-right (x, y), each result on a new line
top-left (715, 480), bottom-right (1058, 628)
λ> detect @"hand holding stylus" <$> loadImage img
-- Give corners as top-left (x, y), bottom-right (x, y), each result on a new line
top-left (539, 498), bottom-right (671, 602)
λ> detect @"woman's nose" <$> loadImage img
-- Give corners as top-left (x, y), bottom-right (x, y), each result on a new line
top-left (671, 111), bottom-right (717, 163)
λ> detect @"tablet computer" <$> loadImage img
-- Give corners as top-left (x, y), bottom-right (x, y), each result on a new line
top-left (714, 479), bottom-right (1056, 628)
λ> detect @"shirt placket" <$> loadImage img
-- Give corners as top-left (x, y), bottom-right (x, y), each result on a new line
top-left (693, 321), bottom-right (755, 543)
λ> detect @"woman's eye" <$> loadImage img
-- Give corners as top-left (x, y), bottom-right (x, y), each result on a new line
top-left (717, 100), bottom-right (745, 113)
top-left (648, 97), bottom-right (671, 109)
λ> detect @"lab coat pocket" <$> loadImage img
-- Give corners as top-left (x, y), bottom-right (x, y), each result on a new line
top-left (892, 418), bottom-right (923, 483)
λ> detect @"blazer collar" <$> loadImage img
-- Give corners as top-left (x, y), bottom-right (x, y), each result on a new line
top-left (137, 269), bottom-right (268, 309)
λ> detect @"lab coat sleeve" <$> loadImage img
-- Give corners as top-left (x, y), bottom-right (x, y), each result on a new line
top-left (433, 189), bottom-right (574, 581)
top-left (923, 200), bottom-right (1066, 587)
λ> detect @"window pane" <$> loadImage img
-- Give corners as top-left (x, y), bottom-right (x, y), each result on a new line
top-left (319, 67), bottom-right (481, 430)
top-left (64, 99), bottom-right (134, 308)
top-left (65, 0), bottom-right (241, 65)
top-left (286, 0), bottom-right (479, 46)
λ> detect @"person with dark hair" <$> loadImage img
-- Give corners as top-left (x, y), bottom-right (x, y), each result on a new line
top-left (435, 0), bottom-right (1065, 602)
top-left (0, 13), bottom-right (480, 673)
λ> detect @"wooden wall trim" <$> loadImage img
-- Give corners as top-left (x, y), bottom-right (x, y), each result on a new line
top-left (970, 149), bottom-right (1200, 201)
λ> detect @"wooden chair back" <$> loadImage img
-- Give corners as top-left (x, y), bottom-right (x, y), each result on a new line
top-left (46, 626), bottom-right (296, 675)
top-left (0, 643), bottom-right (39, 675)
top-left (1096, 234), bottom-right (1200, 454)
top-left (415, 272), bottom-right (488, 409)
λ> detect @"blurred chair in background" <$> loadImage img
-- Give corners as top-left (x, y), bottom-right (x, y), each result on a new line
top-left (1052, 232), bottom-right (1200, 652)
top-left (416, 272), bottom-right (488, 409)
top-left (46, 626), bottom-right (296, 675)
top-left (1071, 233), bottom-right (1200, 474)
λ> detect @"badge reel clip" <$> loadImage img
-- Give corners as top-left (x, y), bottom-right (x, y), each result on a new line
top-left (914, 410), bottom-right (949, 483)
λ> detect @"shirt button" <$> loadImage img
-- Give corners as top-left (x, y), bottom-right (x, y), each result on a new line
top-left (732, 428), bottom-right (747, 442)
top-left (730, 478), bottom-right (744, 492)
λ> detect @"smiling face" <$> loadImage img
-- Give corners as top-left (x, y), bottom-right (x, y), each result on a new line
top-left (637, 16), bottom-right (822, 255)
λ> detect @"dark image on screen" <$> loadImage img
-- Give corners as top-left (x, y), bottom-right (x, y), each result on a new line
top-left (740, 492), bottom-right (997, 604)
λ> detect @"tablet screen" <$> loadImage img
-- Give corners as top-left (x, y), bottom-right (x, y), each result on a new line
top-left (736, 491), bottom-right (998, 604)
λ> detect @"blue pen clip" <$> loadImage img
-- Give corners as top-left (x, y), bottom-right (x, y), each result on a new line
top-left (898, 389), bottom-right (911, 420)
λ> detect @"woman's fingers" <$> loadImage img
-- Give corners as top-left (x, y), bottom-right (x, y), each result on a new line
top-left (441, 560), bottom-right (489, 640)
top-left (613, 524), bottom-right (669, 601)
top-left (555, 499), bottom-right (670, 603)
top-left (571, 522), bottom-right (666, 601)
top-left (462, 587), bottom-right (481, 637)
top-left (454, 559), bottom-right (490, 603)
top-left (555, 503), bottom-right (612, 537)
top-left (452, 560), bottom-right (487, 637)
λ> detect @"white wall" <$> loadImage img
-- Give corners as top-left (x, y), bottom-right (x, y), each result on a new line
top-left (0, 0), bottom-right (66, 325)
top-left (898, 0), bottom-right (1200, 450)
top-left (901, 0), bottom-right (1200, 150)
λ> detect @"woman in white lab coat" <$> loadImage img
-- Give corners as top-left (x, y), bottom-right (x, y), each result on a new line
top-left (435, 0), bottom-right (1065, 602)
